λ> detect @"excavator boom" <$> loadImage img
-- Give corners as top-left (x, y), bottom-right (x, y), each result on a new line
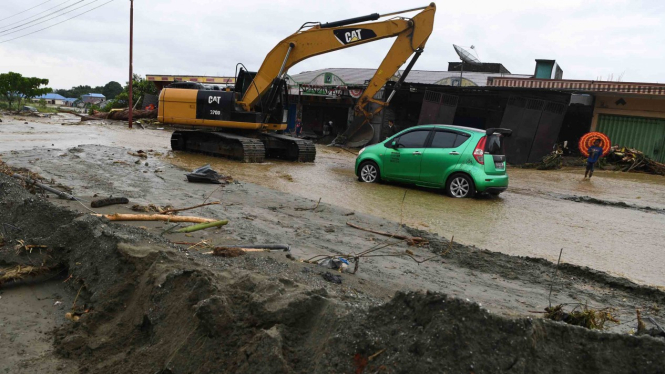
top-left (238, 3), bottom-right (436, 113)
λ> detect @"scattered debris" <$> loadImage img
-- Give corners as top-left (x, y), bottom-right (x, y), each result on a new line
top-left (12, 174), bottom-right (76, 200)
top-left (318, 258), bottom-right (349, 272)
top-left (131, 204), bottom-right (173, 213)
top-left (0, 265), bottom-right (52, 286)
top-left (160, 201), bottom-right (221, 215)
top-left (543, 304), bottom-right (619, 330)
top-left (346, 222), bottom-right (428, 246)
top-left (128, 150), bottom-right (148, 158)
top-left (91, 197), bottom-right (129, 208)
top-left (321, 271), bottom-right (342, 284)
top-left (92, 213), bottom-right (217, 223)
top-left (186, 164), bottom-right (229, 184)
top-left (604, 146), bottom-right (665, 175)
top-left (174, 219), bottom-right (229, 233)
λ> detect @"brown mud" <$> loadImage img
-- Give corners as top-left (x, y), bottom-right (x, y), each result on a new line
top-left (1, 172), bottom-right (665, 373)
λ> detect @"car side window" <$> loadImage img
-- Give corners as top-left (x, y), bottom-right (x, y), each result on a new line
top-left (396, 130), bottom-right (430, 148)
top-left (429, 131), bottom-right (457, 148)
top-left (453, 133), bottom-right (470, 147)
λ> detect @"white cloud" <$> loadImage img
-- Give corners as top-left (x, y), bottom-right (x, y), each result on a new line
top-left (1, 0), bottom-right (664, 88)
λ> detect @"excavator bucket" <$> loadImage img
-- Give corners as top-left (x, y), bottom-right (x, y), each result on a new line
top-left (334, 116), bottom-right (374, 148)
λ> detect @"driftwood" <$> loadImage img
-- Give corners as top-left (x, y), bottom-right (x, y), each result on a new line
top-left (161, 201), bottom-right (221, 215)
top-left (346, 222), bottom-right (428, 245)
top-left (93, 213), bottom-right (216, 223)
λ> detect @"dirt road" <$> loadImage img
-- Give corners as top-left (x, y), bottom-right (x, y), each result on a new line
top-left (3, 114), bottom-right (663, 286)
top-left (1, 113), bottom-right (665, 373)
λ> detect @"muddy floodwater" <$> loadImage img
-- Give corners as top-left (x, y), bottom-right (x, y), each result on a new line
top-left (169, 146), bottom-right (665, 287)
top-left (1, 117), bottom-right (664, 286)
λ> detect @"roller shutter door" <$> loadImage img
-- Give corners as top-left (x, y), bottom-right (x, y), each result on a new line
top-left (597, 114), bottom-right (665, 163)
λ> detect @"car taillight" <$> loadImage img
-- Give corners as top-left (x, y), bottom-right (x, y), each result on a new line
top-left (473, 136), bottom-right (486, 164)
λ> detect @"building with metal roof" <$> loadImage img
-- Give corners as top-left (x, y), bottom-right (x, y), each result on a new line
top-left (82, 93), bottom-right (106, 104)
top-left (31, 93), bottom-right (67, 105)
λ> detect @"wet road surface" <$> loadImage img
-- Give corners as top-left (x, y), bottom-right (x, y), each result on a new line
top-left (2, 116), bottom-right (664, 286)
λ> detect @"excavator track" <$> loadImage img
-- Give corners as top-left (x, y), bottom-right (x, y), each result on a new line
top-left (171, 131), bottom-right (265, 163)
top-left (259, 133), bottom-right (316, 163)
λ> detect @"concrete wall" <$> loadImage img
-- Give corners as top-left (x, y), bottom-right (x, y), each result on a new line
top-left (591, 95), bottom-right (665, 131)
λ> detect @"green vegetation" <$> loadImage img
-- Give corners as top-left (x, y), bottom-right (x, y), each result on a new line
top-left (56, 80), bottom-right (123, 101)
top-left (0, 72), bottom-right (51, 110)
top-left (102, 74), bottom-right (158, 112)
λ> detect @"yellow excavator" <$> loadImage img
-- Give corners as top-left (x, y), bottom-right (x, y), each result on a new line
top-left (158, 3), bottom-right (436, 162)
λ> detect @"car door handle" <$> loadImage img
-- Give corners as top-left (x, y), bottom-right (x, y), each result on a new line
top-left (449, 151), bottom-right (460, 155)
top-left (412, 151), bottom-right (422, 155)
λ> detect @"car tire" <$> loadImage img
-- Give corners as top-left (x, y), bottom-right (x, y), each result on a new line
top-left (446, 174), bottom-right (475, 198)
top-left (358, 161), bottom-right (381, 183)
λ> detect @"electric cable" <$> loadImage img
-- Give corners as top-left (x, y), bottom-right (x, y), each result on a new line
top-left (0, 0), bottom-right (55, 22)
top-left (0, 0), bottom-right (78, 29)
top-left (0, 0), bottom-right (116, 44)
top-left (1, 0), bottom-right (97, 36)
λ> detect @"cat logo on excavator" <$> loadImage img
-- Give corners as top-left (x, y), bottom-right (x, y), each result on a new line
top-left (332, 28), bottom-right (378, 45)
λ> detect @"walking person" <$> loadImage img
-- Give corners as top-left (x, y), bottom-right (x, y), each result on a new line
top-left (295, 118), bottom-right (302, 138)
top-left (584, 139), bottom-right (604, 180)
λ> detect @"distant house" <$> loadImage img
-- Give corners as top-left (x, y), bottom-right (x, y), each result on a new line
top-left (63, 98), bottom-right (78, 107)
top-left (81, 93), bottom-right (106, 104)
top-left (32, 93), bottom-right (67, 105)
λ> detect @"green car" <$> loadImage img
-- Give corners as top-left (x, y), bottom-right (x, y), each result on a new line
top-left (355, 125), bottom-right (512, 198)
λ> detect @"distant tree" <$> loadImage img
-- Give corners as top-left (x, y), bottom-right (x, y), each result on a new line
top-left (0, 72), bottom-right (23, 109)
top-left (18, 76), bottom-right (51, 106)
top-left (0, 72), bottom-right (50, 109)
top-left (102, 81), bottom-right (123, 100)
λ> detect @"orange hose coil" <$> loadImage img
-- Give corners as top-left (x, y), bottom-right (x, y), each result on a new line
top-left (579, 132), bottom-right (611, 157)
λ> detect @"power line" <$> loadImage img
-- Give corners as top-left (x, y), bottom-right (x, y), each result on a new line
top-left (0, 0), bottom-right (116, 44)
top-left (0, 0), bottom-right (56, 22)
top-left (0, 0), bottom-right (102, 36)
top-left (1, 0), bottom-right (78, 29)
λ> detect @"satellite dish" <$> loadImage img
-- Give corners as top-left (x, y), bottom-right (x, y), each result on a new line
top-left (453, 44), bottom-right (481, 65)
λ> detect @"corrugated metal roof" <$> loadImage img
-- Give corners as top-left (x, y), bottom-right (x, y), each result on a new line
top-left (289, 68), bottom-right (531, 87)
top-left (36, 93), bottom-right (67, 100)
top-left (83, 93), bottom-right (106, 98)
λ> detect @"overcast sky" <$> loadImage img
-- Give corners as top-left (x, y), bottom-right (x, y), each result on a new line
top-left (1, 0), bottom-right (663, 89)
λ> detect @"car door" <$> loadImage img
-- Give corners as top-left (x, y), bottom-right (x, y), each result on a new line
top-left (419, 130), bottom-right (471, 186)
top-left (382, 129), bottom-right (432, 182)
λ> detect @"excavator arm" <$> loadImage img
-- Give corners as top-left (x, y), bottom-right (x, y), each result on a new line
top-left (238, 4), bottom-right (437, 141)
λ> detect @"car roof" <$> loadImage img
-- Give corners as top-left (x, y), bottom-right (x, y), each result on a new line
top-left (406, 124), bottom-right (485, 133)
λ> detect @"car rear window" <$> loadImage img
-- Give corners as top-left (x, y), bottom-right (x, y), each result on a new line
top-left (485, 134), bottom-right (505, 155)
top-left (397, 130), bottom-right (430, 148)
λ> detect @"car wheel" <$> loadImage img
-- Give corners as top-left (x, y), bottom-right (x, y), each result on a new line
top-left (358, 161), bottom-right (380, 183)
top-left (446, 174), bottom-right (475, 198)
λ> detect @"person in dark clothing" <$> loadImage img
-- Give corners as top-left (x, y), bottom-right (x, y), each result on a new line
top-left (295, 118), bottom-right (302, 137)
top-left (584, 139), bottom-right (604, 179)
top-left (384, 120), bottom-right (396, 140)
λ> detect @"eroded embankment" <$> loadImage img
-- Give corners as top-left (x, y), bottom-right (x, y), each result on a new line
top-left (1, 173), bottom-right (664, 374)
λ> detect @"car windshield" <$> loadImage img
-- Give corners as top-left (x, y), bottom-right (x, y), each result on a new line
top-left (485, 134), bottom-right (504, 155)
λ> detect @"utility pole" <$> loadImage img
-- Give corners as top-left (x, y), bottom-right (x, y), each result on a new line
top-left (128, 0), bottom-right (133, 129)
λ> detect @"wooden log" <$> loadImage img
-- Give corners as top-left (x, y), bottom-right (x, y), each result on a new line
top-left (93, 213), bottom-right (216, 223)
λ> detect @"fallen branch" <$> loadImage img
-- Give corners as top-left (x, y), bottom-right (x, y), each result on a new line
top-left (91, 197), bottom-right (129, 208)
top-left (161, 201), bottom-right (221, 215)
top-left (346, 222), bottom-right (428, 245)
top-left (175, 220), bottom-right (228, 233)
top-left (93, 213), bottom-right (217, 224)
